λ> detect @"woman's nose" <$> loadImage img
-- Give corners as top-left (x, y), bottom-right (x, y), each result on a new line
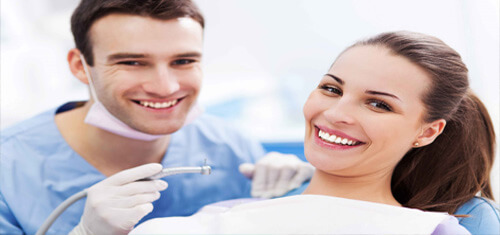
top-left (142, 66), bottom-right (180, 97)
top-left (323, 97), bottom-right (356, 125)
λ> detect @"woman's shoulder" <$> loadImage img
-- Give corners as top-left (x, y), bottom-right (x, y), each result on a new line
top-left (432, 216), bottom-right (470, 235)
top-left (455, 197), bottom-right (500, 234)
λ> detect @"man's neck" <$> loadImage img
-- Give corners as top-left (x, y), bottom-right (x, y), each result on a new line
top-left (54, 102), bottom-right (170, 176)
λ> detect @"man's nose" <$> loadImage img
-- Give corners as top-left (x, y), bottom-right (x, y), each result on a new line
top-left (323, 97), bottom-right (357, 125)
top-left (142, 65), bottom-right (180, 96)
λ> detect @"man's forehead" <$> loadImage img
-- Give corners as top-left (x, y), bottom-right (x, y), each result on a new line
top-left (90, 13), bottom-right (202, 34)
top-left (89, 13), bottom-right (203, 58)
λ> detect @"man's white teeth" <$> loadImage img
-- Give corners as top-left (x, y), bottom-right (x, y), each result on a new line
top-left (139, 100), bottom-right (178, 109)
top-left (318, 130), bottom-right (358, 146)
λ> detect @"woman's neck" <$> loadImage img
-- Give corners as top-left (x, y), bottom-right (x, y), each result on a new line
top-left (303, 169), bottom-right (401, 207)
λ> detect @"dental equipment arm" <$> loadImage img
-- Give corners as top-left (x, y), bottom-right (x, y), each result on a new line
top-left (36, 164), bottom-right (211, 235)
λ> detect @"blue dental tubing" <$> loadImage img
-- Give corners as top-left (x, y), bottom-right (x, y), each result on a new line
top-left (36, 165), bottom-right (212, 235)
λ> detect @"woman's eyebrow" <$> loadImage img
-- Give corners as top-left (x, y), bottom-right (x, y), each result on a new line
top-left (324, 73), bottom-right (344, 85)
top-left (325, 73), bottom-right (401, 101)
top-left (365, 90), bottom-right (401, 101)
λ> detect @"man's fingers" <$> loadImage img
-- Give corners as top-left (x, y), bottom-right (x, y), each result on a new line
top-left (263, 165), bottom-right (280, 192)
top-left (104, 163), bottom-right (163, 186)
top-left (270, 167), bottom-right (296, 197)
top-left (287, 163), bottom-right (314, 190)
top-left (114, 203), bottom-right (155, 232)
top-left (251, 165), bottom-right (267, 198)
top-left (108, 192), bottom-right (162, 208)
top-left (115, 180), bottom-right (168, 196)
top-left (239, 163), bottom-right (255, 179)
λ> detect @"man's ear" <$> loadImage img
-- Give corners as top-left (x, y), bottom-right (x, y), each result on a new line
top-left (415, 119), bottom-right (446, 147)
top-left (67, 48), bottom-right (89, 85)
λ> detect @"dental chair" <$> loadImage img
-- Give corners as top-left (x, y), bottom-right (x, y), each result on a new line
top-left (262, 142), bottom-right (500, 235)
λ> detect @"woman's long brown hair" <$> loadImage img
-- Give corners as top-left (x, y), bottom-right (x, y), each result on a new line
top-left (353, 31), bottom-right (496, 214)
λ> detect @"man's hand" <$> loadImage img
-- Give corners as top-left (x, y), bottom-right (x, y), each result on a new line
top-left (239, 152), bottom-right (315, 199)
top-left (70, 163), bottom-right (168, 235)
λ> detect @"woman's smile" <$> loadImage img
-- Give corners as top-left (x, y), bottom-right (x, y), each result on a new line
top-left (314, 125), bottom-right (366, 150)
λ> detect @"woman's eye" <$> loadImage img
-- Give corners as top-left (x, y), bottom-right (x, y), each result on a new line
top-left (320, 85), bottom-right (342, 95)
top-left (368, 100), bottom-right (393, 112)
top-left (172, 59), bottom-right (195, 65)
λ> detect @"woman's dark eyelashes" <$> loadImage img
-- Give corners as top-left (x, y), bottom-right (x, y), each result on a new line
top-left (367, 99), bottom-right (393, 112)
top-left (320, 84), bottom-right (342, 95)
top-left (319, 84), bottom-right (394, 112)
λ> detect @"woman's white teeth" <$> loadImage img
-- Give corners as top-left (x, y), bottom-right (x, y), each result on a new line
top-left (318, 130), bottom-right (357, 146)
top-left (139, 100), bottom-right (178, 109)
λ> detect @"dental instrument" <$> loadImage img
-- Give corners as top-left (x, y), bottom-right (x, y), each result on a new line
top-left (140, 165), bottom-right (211, 181)
top-left (36, 164), bottom-right (212, 235)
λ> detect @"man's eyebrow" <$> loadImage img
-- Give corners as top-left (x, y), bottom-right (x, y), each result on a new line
top-left (173, 52), bottom-right (202, 58)
top-left (365, 90), bottom-right (401, 101)
top-left (107, 53), bottom-right (148, 62)
top-left (324, 73), bottom-right (344, 85)
top-left (106, 52), bottom-right (202, 62)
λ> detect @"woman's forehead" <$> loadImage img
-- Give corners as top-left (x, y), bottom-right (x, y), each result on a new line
top-left (328, 45), bottom-right (431, 102)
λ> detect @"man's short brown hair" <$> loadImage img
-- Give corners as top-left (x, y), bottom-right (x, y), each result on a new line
top-left (71, 0), bottom-right (204, 65)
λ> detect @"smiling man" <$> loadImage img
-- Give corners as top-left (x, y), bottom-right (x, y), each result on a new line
top-left (0, 0), bottom-right (313, 234)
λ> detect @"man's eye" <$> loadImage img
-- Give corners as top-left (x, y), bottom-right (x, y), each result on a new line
top-left (117, 61), bottom-right (141, 66)
top-left (319, 85), bottom-right (342, 95)
top-left (172, 59), bottom-right (195, 65)
top-left (367, 100), bottom-right (393, 112)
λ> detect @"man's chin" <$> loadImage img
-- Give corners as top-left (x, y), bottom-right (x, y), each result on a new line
top-left (133, 122), bottom-right (185, 135)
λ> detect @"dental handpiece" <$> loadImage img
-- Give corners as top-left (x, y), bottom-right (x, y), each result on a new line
top-left (140, 165), bottom-right (212, 180)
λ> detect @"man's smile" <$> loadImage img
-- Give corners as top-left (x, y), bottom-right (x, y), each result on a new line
top-left (132, 98), bottom-right (184, 110)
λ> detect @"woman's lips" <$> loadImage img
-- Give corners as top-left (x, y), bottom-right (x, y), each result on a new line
top-left (314, 126), bottom-right (365, 150)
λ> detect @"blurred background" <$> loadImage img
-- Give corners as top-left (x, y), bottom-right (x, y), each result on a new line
top-left (1, 0), bottom-right (499, 200)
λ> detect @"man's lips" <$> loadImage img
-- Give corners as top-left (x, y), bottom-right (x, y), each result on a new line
top-left (132, 97), bottom-right (184, 109)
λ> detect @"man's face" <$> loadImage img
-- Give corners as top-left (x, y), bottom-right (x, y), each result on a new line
top-left (87, 14), bottom-right (203, 135)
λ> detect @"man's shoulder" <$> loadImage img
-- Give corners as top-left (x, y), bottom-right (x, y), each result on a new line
top-left (173, 113), bottom-right (265, 158)
top-left (1, 108), bottom-right (57, 144)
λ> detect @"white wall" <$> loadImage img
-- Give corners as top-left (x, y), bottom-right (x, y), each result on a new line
top-left (1, 0), bottom-right (498, 200)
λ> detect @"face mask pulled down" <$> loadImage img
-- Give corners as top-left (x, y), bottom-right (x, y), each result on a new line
top-left (80, 55), bottom-right (202, 141)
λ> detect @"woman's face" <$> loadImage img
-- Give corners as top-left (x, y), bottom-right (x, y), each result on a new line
top-left (303, 45), bottom-right (431, 177)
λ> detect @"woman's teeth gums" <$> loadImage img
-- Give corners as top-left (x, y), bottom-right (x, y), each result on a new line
top-left (318, 130), bottom-right (358, 146)
top-left (139, 100), bottom-right (178, 109)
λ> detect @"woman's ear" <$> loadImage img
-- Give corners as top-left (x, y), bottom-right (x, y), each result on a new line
top-left (67, 48), bottom-right (89, 85)
top-left (416, 119), bottom-right (446, 147)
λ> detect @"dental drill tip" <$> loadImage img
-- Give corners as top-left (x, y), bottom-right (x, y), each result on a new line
top-left (201, 165), bottom-right (211, 175)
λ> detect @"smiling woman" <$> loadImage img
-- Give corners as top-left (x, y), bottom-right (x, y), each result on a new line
top-left (303, 31), bottom-right (498, 233)
top-left (305, 30), bottom-right (496, 205)
top-left (131, 31), bottom-right (498, 234)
